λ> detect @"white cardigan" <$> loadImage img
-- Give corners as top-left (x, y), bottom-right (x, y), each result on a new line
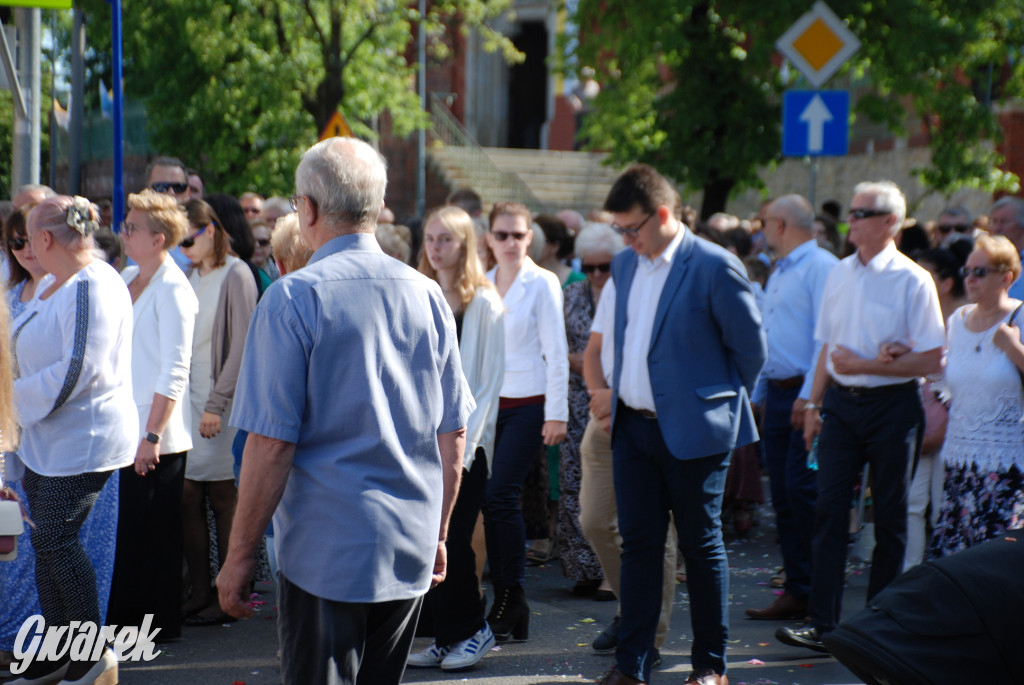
top-left (486, 258), bottom-right (569, 422)
top-left (13, 261), bottom-right (138, 476)
top-left (459, 286), bottom-right (505, 472)
top-left (122, 254), bottom-right (200, 455)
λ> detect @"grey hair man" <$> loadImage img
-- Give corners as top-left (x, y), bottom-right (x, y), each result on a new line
top-left (12, 184), bottom-right (56, 209)
top-left (989, 196), bottom-right (1024, 299)
top-left (746, 194), bottom-right (837, 623)
top-left (934, 205), bottom-right (973, 247)
top-left (219, 137), bottom-right (474, 685)
top-left (778, 181), bottom-right (944, 653)
top-left (145, 157), bottom-right (191, 205)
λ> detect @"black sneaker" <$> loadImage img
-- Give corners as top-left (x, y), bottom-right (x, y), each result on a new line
top-left (775, 624), bottom-right (830, 653)
top-left (592, 615), bottom-right (619, 653)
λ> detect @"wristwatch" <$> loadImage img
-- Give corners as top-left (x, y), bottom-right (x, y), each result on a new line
top-left (143, 432), bottom-right (161, 444)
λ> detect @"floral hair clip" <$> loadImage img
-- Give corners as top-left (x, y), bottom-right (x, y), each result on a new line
top-left (66, 196), bottom-right (98, 237)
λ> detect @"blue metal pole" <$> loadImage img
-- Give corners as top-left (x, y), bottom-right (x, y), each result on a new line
top-left (110, 0), bottom-right (124, 232)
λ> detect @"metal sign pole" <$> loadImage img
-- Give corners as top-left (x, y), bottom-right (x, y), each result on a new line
top-left (109, 0), bottom-right (123, 229)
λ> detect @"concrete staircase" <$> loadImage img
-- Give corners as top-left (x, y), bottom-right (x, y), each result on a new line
top-left (428, 144), bottom-right (623, 215)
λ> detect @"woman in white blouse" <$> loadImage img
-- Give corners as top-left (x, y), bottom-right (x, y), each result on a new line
top-left (408, 205), bottom-right (505, 670)
top-left (481, 201), bottom-right (569, 643)
top-left (12, 196), bottom-right (135, 684)
top-left (107, 190), bottom-right (199, 642)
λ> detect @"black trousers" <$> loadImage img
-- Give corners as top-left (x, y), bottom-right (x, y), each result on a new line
top-left (108, 451), bottom-right (186, 640)
top-left (423, 449), bottom-right (488, 647)
top-left (278, 572), bottom-right (422, 685)
top-left (808, 382), bottom-right (922, 633)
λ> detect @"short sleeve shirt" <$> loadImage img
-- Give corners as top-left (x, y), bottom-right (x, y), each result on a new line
top-left (230, 233), bottom-right (474, 603)
top-left (815, 243), bottom-right (945, 387)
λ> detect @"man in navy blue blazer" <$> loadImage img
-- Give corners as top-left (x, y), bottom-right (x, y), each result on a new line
top-left (594, 165), bottom-right (766, 685)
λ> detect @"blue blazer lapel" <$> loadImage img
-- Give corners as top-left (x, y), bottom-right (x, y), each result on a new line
top-left (649, 228), bottom-right (695, 352)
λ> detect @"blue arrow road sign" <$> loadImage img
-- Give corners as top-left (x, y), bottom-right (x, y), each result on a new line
top-left (782, 90), bottom-right (849, 157)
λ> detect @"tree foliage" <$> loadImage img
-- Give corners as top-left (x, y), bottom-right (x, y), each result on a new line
top-left (571, 0), bottom-right (1024, 216)
top-left (77, 0), bottom-right (518, 196)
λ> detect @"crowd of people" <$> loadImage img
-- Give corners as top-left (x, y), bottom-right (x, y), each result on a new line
top-left (0, 141), bottom-right (1022, 685)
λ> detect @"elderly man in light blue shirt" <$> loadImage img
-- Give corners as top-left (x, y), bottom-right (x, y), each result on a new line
top-left (747, 194), bottom-right (837, 622)
top-left (217, 137), bottom-right (474, 685)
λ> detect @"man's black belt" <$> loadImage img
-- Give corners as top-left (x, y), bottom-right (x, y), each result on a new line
top-left (770, 375), bottom-right (804, 391)
top-left (833, 380), bottom-right (917, 397)
top-left (618, 400), bottom-right (657, 419)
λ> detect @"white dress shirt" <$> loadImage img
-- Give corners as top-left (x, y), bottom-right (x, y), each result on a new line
top-left (589, 275), bottom-right (617, 387)
top-left (459, 286), bottom-right (505, 471)
top-left (615, 223), bottom-right (686, 411)
top-left (486, 258), bottom-right (569, 422)
top-left (13, 261), bottom-right (138, 476)
top-left (122, 254), bottom-right (200, 455)
top-left (815, 243), bottom-right (945, 387)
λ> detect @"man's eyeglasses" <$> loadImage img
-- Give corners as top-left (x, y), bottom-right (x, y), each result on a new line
top-left (580, 262), bottom-right (611, 274)
top-left (150, 182), bottom-right (188, 195)
top-left (180, 224), bottom-right (209, 249)
top-left (937, 223), bottom-right (971, 234)
top-left (960, 265), bottom-right (1009, 279)
top-left (255, 238), bottom-right (271, 247)
top-left (119, 222), bottom-right (151, 237)
top-left (491, 230), bottom-right (529, 242)
top-left (7, 237), bottom-right (27, 251)
top-left (848, 208), bottom-right (891, 220)
top-left (611, 210), bottom-right (656, 238)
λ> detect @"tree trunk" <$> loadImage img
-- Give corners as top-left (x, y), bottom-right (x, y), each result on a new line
top-left (700, 177), bottom-right (735, 219)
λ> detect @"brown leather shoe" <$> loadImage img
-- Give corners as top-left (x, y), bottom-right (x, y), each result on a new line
top-left (684, 668), bottom-right (728, 685)
top-left (744, 592), bottom-right (808, 620)
top-left (598, 667), bottom-right (648, 685)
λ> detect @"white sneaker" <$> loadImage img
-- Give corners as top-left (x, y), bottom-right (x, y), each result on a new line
top-left (440, 624), bottom-right (496, 671)
top-left (406, 642), bottom-right (449, 668)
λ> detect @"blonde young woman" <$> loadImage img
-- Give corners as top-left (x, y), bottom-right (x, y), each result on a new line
top-left (407, 206), bottom-right (505, 671)
top-left (179, 199), bottom-right (257, 624)
top-left (107, 190), bottom-right (198, 641)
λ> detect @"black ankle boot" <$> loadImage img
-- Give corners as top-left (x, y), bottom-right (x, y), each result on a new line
top-left (487, 585), bottom-right (529, 642)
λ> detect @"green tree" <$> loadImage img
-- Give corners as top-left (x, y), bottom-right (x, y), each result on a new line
top-left (77, 0), bottom-right (519, 196)
top-left (571, 0), bottom-right (1024, 217)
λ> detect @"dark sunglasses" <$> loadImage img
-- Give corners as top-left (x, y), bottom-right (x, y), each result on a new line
top-left (180, 224), bottom-right (209, 248)
top-left (581, 262), bottom-right (611, 274)
top-left (848, 208), bottom-right (891, 220)
top-left (960, 265), bottom-right (1009, 279)
top-left (255, 238), bottom-right (271, 247)
top-left (7, 237), bottom-right (27, 251)
top-left (937, 223), bottom-right (971, 234)
top-left (491, 230), bottom-right (529, 242)
top-left (151, 182), bottom-right (189, 194)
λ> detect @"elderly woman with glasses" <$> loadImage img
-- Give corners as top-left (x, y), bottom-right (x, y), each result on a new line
top-left (106, 190), bottom-right (199, 641)
top-left (9, 196), bottom-right (137, 684)
top-left (480, 201), bottom-right (569, 642)
top-left (179, 198), bottom-right (257, 625)
top-left (927, 234), bottom-right (1024, 557)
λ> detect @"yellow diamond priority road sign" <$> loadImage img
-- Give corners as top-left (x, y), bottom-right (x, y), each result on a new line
top-left (776, 1), bottom-right (860, 88)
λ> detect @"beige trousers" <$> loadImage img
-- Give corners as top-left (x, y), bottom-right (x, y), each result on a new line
top-left (578, 411), bottom-right (677, 647)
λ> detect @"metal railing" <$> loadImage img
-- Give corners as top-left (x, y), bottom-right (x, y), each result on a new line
top-left (428, 93), bottom-right (546, 213)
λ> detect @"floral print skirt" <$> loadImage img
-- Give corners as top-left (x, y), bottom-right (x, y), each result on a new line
top-left (930, 462), bottom-right (1024, 558)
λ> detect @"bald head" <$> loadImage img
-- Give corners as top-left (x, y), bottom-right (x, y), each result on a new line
top-left (770, 194), bottom-right (815, 234)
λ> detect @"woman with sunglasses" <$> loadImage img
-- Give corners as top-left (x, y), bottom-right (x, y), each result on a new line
top-left (179, 198), bottom-right (257, 625)
top-left (9, 196), bottom-right (137, 684)
top-left (481, 201), bottom-right (569, 642)
top-left (406, 205), bottom-right (504, 670)
top-left (106, 190), bottom-right (198, 642)
top-left (3, 206), bottom-right (46, 319)
top-left (557, 222), bottom-right (623, 597)
top-left (927, 234), bottom-right (1024, 558)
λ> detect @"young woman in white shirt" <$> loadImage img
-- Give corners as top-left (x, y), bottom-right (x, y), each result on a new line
top-left (12, 196), bottom-right (136, 684)
top-left (408, 205), bottom-right (505, 671)
top-left (481, 201), bottom-right (569, 642)
top-left (107, 190), bottom-right (199, 641)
